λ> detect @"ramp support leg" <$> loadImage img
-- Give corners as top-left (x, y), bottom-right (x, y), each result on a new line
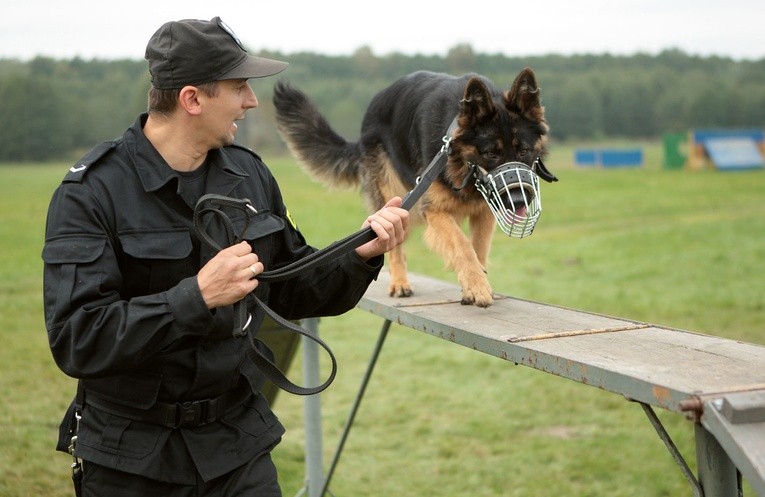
top-left (639, 402), bottom-right (703, 497)
top-left (694, 423), bottom-right (742, 497)
top-left (298, 318), bottom-right (327, 497)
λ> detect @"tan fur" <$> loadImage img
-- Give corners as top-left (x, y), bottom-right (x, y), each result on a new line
top-left (374, 156), bottom-right (417, 297)
top-left (420, 182), bottom-right (494, 306)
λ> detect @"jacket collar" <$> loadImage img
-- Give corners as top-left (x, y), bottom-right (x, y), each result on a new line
top-left (125, 113), bottom-right (249, 195)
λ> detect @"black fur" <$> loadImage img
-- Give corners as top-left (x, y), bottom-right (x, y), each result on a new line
top-left (273, 68), bottom-right (555, 307)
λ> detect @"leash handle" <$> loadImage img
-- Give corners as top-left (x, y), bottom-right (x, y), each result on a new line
top-left (194, 194), bottom-right (337, 395)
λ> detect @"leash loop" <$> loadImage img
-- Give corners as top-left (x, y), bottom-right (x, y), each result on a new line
top-left (192, 118), bottom-right (458, 395)
top-left (195, 193), bottom-right (337, 395)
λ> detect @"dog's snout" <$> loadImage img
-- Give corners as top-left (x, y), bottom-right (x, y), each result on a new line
top-left (502, 187), bottom-right (534, 210)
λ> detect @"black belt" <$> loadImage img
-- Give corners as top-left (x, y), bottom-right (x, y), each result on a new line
top-left (85, 380), bottom-right (252, 429)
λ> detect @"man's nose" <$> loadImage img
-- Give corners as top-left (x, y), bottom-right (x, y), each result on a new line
top-left (244, 84), bottom-right (258, 109)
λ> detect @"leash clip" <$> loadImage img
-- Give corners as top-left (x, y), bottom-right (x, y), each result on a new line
top-left (440, 116), bottom-right (459, 155)
top-left (440, 134), bottom-right (454, 155)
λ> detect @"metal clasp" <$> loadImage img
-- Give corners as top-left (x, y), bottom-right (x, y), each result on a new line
top-left (440, 134), bottom-right (454, 155)
top-left (69, 411), bottom-right (82, 479)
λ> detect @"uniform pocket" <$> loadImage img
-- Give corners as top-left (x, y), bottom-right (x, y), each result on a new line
top-left (120, 229), bottom-right (192, 260)
top-left (118, 228), bottom-right (193, 295)
top-left (235, 210), bottom-right (284, 269)
top-left (78, 406), bottom-right (165, 459)
top-left (42, 235), bottom-right (107, 327)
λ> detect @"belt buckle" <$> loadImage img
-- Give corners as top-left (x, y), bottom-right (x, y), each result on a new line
top-left (175, 401), bottom-right (201, 428)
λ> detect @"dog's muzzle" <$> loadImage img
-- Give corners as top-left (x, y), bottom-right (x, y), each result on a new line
top-left (472, 160), bottom-right (545, 238)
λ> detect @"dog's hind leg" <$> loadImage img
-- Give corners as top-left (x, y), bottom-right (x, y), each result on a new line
top-left (423, 211), bottom-right (494, 307)
top-left (367, 153), bottom-right (414, 298)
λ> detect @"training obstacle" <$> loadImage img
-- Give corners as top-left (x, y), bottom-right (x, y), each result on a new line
top-left (574, 148), bottom-right (643, 168)
top-left (292, 271), bottom-right (765, 496)
top-left (688, 129), bottom-right (765, 170)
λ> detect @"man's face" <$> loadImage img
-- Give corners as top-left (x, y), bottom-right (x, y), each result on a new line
top-left (201, 79), bottom-right (258, 148)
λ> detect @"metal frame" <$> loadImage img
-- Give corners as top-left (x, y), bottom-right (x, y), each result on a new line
top-left (292, 272), bottom-right (765, 496)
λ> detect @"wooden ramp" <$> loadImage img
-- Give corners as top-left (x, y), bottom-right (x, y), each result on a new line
top-left (352, 271), bottom-right (765, 496)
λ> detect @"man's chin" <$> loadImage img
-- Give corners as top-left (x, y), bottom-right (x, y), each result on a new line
top-left (220, 133), bottom-right (236, 148)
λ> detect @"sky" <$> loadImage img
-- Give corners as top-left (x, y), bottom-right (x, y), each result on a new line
top-left (1, 0), bottom-right (763, 62)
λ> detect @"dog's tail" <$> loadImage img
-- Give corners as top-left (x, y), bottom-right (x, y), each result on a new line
top-left (273, 81), bottom-right (362, 187)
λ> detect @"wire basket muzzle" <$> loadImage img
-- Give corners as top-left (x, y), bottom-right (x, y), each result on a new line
top-left (474, 162), bottom-right (542, 238)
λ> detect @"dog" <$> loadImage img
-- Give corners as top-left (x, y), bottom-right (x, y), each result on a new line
top-left (272, 68), bottom-right (556, 307)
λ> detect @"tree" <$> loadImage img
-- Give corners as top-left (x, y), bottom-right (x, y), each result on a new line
top-left (446, 44), bottom-right (476, 75)
top-left (0, 73), bottom-right (72, 161)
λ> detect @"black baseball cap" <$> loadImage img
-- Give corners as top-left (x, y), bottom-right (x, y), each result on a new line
top-left (145, 16), bottom-right (288, 90)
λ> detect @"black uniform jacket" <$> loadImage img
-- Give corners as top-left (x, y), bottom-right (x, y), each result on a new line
top-left (42, 114), bottom-right (382, 484)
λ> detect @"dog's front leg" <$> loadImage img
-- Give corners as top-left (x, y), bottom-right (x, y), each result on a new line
top-left (469, 208), bottom-right (495, 268)
top-left (424, 211), bottom-right (494, 307)
top-left (387, 244), bottom-right (413, 297)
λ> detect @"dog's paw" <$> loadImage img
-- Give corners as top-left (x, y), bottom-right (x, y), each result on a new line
top-left (460, 286), bottom-right (494, 308)
top-left (388, 283), bottom-right (414, 298)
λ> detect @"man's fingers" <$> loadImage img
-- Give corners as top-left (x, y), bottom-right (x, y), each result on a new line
top-left (246, 261), bottom-right (264, 279)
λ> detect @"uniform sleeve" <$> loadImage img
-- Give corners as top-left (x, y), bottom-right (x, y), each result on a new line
top-left (270, 251), bottom-right (382, 320)
top-left (42, 183), bottom-right (213, 379)
top-left (258, 168), bottom-right (383, 320)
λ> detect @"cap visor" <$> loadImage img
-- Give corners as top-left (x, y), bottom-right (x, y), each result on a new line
top-left (220, 55), bottom-right (288, 80)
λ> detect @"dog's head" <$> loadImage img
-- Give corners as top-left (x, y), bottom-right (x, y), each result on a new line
top-left (447, 68), bottom-right (557, 236)
top-left (449, 67), bottom-right (556, 185)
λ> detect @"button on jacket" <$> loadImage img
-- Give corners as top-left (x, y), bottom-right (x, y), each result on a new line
top-left (42, 113), bottom-right (383, 483)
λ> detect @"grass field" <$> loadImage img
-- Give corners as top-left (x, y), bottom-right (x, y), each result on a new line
top-left (1, 142), bottom-right (763, 496)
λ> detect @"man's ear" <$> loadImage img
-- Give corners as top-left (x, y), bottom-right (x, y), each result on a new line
top-left (178, 85), bottom-right (203, 115)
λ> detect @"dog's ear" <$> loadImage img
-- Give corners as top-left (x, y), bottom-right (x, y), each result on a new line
top-left (460, 77), bottom-right (496, 124)
top-left (505, 67), bottom-right (545, 123)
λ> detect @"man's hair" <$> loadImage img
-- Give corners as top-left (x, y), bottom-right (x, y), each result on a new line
top-left (147, 81), bottom-right (220, 115)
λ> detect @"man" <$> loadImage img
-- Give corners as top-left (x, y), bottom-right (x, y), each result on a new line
top-left (42, 17), bottom-right (408, 496)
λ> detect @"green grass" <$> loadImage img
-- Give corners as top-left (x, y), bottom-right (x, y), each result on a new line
top-left (1, 148), bottom-right (764, 496)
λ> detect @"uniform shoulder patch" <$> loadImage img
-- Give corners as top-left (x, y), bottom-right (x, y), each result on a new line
top-left (285, 208), bottom-right (298, 230)
top-left (63, 141), bottom-right (117, 183)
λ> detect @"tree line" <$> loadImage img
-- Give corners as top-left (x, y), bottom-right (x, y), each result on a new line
top-left (1, 46), bottom-right (763, 162)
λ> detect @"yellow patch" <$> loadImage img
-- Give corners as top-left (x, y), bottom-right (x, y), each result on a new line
top-left (286, 208), bottom-right (298, 230)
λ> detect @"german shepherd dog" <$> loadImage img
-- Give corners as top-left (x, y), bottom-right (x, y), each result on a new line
top-left (272, 68), bottom-right (556, 307)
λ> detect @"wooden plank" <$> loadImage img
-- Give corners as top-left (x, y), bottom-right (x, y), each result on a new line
top-left (359, 271), bottom-right (765, 412)
top-left (361, 272), bottom-right (644, 342)
top-left (517, 328), bottom-right (765, 411)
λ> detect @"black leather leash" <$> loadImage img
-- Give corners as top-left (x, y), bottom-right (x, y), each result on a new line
top-left (193, 118), bottom-right (457, 395)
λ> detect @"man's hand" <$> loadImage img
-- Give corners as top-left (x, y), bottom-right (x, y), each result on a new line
top-left (197, 241), bottom-right (263, 309)
top-left (355, 196), bottom-right (410, 260)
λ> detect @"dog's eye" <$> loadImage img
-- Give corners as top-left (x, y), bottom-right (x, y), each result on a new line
top-left (518, 148), bottom-right (529, 158)
top-left (482, 150), bottom-right (500, 160)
